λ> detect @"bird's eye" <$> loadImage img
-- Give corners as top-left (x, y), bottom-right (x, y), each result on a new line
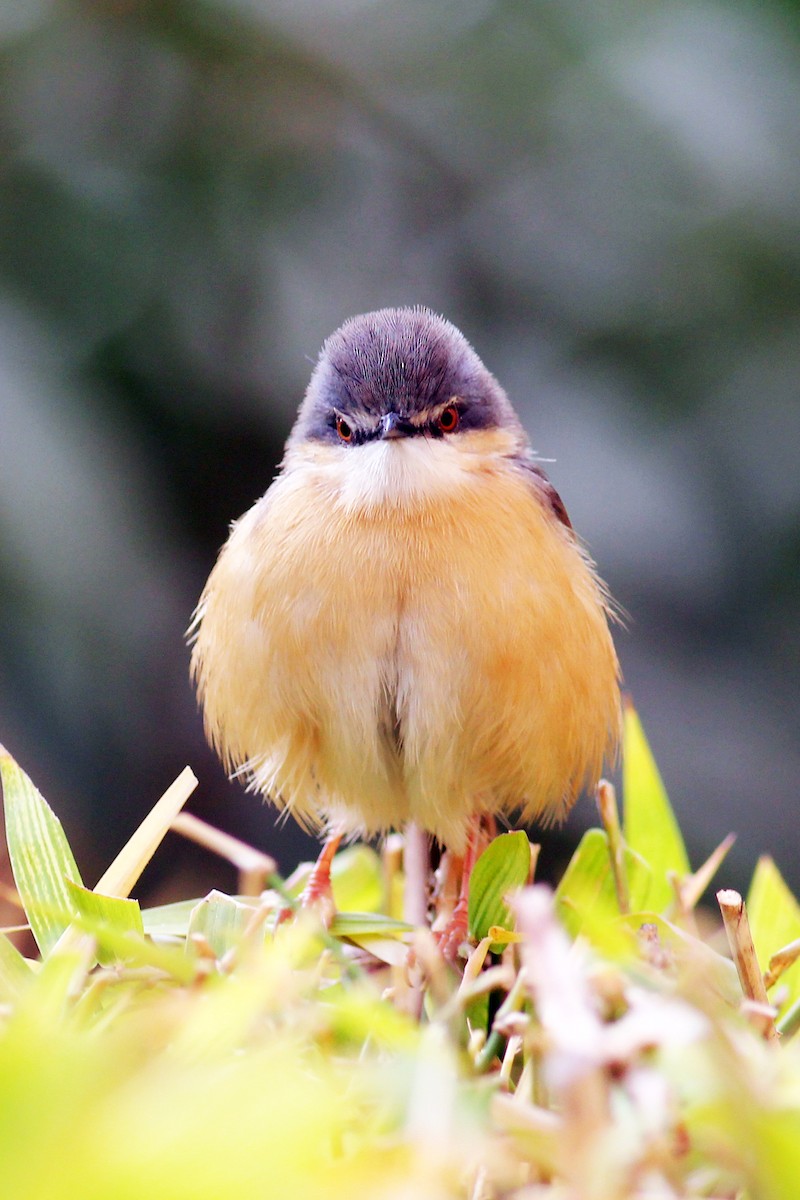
top-left (335, 416), bottom-right (353, 443)
top-left (437, 404), bottom-right (460, 434)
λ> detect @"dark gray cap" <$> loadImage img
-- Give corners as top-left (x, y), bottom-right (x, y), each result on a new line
top-left (289, 306), bottom-right (527, 448)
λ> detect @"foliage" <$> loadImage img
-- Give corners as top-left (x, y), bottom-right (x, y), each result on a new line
top-left (1, 714), bottom-right (800, 1198)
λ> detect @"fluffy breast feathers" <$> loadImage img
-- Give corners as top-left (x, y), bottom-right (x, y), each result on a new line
top-left (190, 428), bottom-right (621, 851)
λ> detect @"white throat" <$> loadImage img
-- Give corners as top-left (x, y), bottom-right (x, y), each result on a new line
top-left (331, 437), bottom-right (473, 512)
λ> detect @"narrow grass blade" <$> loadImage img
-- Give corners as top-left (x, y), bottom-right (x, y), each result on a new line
top-left (0, 745), bottom-right (83, 956)
top-left (171, 813), bottom-right (275, 897)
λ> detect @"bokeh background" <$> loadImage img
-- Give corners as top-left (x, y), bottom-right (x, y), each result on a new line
top-left (1, 0), bottom-right (798, 902)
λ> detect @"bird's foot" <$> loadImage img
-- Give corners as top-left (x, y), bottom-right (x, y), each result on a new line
top-left (433, 897), bottom-right (471, 964)
top-left (276, 833), bottom-right (342, 928)
top-left (298, 867), bottom-right (338, 927)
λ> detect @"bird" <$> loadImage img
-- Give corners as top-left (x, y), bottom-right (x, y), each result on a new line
top-left (190, 306), bottom-right (621, 953)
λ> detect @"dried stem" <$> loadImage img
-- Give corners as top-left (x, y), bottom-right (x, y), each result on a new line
top-left (680, 833), bottom-right (737, 911)
top-left (717, 888), bottom-right (779, 1043)
top-left (95, 766), bottom-right (198, 898)
top-left (764, 936), bottom-right (800, 991)
top-left (596, 779), bottom-right (629, 914)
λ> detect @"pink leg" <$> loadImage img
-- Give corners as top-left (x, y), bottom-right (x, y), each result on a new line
top-left (435, 817), bottom-right (483, 963)
top-left (277, 833), bottom-right (342, 927)
top-left (299, 832), bottom-right (342, 925)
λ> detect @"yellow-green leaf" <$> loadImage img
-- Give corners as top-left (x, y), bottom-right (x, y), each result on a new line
top-left (0, 745), bottom-right (83, 956)
top-left (329, 912), bottom-right (413, 938)
top-left (331, 845), bottom-right (385, 913)
top-left (65, 880), bottom-right (144, 935)
top-left (554, 828), bottom-right (642, 957)
top-left (0, 932), bottom-right (34, 998)
top-left (747, 856), bottom-right (800, 1011)
top-left (555, 828), bottom-right (615, 935)
top-left (623, 704), bottom-right (689, 909)
top-left (72, 918), bottom-right (198, 984)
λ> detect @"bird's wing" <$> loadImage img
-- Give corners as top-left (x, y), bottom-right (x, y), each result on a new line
top-left (515, 459), bottom-right (573, 531)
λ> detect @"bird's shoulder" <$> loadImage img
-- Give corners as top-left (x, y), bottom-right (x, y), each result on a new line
top-left (509, 456), bottom-right (573, 531)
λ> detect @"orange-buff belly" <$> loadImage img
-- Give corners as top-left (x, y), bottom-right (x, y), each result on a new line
top-left (190, 439), bottom-right (621, 851)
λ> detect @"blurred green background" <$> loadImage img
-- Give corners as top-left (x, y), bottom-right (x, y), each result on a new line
top-left (0, 0), bottom-right (798, 899)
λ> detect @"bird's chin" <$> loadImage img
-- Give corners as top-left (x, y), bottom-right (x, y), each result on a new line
top-left (326, 436), bottom-right (471, 512)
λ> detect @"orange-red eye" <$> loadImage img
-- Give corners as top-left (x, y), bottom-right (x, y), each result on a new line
top-left (336, 416), bottom-right (353, 442)
top-left (437, 404), bottom-right (460, 433)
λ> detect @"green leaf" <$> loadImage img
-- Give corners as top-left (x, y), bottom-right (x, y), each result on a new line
top-left (747, 856), bottom-right (800, 1011)
top-left (320, 986), bottom-right (420, 1051)
top-left (0, 745), bottom-right (83, 956)
top-left (468, 831), bottom-right (531, 942)
top-left (187, 890), bottom-right (253, 960)
top-left (65, 880), bottom-right (144, 935)
top-left (622, 703), bottom-right (689, 908)
top-left (65, 880), bottom-right (144, 966)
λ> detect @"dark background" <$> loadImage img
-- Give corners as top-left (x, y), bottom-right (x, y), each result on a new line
top-left (1, 0), bottom-right (798, 903)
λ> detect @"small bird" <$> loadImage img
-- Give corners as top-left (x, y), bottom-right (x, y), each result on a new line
top-left (190, 307), bottom-right (621, 949)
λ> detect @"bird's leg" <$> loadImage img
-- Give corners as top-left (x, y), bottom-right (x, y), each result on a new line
top-left (403, 823), bottom-right (432, 928)
top-left (277, 832), bottom-right (342, 928)
top-left (300, 831), bottom-right (342, 925)
top-left (434, 815), bottom-right (487, 963)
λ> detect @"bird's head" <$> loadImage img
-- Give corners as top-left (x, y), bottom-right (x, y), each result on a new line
top-left (290, 307), bottom-right (524, 451)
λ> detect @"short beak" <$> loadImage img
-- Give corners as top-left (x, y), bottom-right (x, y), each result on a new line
top-left (381, 412), bottom-right (404, 439)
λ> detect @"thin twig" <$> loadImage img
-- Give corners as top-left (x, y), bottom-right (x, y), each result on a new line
top-left (474, 969), bottom-right (529, 1073)
top-left (171, 812), bottom-right (276, 897)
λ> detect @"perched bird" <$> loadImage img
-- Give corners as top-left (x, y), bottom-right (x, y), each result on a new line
top-left (190, 307), bottom-right (621, 948)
